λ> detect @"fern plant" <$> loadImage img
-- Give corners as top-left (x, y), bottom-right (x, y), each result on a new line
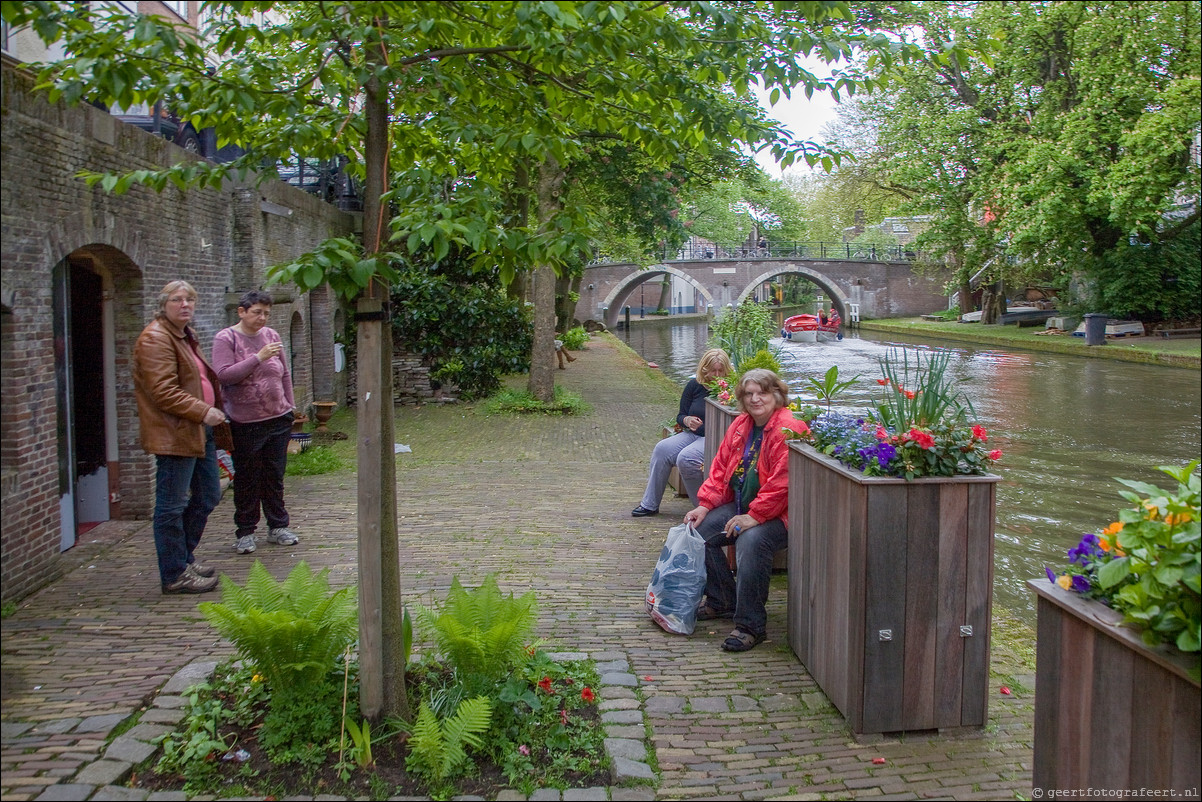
top-left (405, 696), bottom-right (492, 789)
top-left (199, 561), bottom-right (357, 693)
top-left (414, 574), bottom-right (537, 695)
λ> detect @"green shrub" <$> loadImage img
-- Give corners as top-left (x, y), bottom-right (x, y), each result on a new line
top-left (286, 445), bottom-right (343, 476)
top-left (737, 348), bottom-right (783, 376)
top-left (559, 326), bottom-right (589, 350)
top-left (388, 259), bottom-right (531, 400)
top-left (482, 386), bottom-right (590, 415)
top-left (709, 300), bottom-right (778, 371)
top-left (406, 696), bottom-right (493, 792)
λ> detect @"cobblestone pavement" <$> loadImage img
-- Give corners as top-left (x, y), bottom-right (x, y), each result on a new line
top-left (1, 333), bottom-right (1036, 800)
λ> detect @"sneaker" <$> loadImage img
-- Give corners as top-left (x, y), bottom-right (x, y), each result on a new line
top-left (163, 571), bottom-right (219, 594)
top-left (267, 527), bottom-right (299, 546)
top-left (187, 562), bottom-right (216, 578)
top-left (235, 534), bottom-right (257, 554)
top-left (631, 505), bottom-right (659, 517)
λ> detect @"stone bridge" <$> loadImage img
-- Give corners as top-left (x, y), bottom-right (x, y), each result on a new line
top-left (581, 256), bottom-right (950, 329)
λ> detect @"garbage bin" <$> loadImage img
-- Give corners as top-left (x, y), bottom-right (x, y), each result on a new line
top-left (1083, 313), bottom-right (1108, 346)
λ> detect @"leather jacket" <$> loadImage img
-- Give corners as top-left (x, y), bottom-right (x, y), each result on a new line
top-left (133, 316), bottom-right (224, 457)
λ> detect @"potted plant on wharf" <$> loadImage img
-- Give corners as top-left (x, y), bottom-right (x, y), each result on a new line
top-left (783, 349), bottom-right (1002, 734)
top-left (1032, 462), bottom-right (1200, 794)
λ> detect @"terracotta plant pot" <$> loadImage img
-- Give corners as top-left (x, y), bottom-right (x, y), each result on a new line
top-left (312, 401), bottom-right (337, 432)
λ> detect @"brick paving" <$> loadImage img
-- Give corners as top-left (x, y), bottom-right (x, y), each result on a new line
top-left (0, 333), bottom-right (1036, 799)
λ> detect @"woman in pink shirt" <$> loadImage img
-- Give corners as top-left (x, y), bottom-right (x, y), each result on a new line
top-left (212, 290), bottom-right (299, 555)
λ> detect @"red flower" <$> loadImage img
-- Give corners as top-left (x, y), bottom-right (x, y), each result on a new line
top-left (560, 708), bottom-right (569, 725)
top-left (876, 378), bottom-right (889, 386)
top-left (903, 390), bottom-right (917, 400)
top-left (537, 676), bottom-right (554, 694)
top-left (907, 428), bottom-right (936, 449)
top-left (972, 424), bottom-right (988, 442)
top-left (581, 687), bottom-right (596, 703)
top-left (875, 425), bottom-right (889, 441)
top-left (988, 449), bottom-right (1003, 460)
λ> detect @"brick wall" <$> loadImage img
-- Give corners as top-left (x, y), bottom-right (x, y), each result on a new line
top-left (0, 61), bottom-right (357, 603)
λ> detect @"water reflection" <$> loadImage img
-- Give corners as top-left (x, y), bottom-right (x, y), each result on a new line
top-left (622, 318), bottom-right (1202, 624)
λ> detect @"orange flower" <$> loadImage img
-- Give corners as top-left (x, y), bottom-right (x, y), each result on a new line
top-left (1056, 574), bottom-right (1072, 590)
top-left (1103, 521), bottom-right (1123, 536)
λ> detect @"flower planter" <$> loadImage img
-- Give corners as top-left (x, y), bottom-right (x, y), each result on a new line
top-left (787, 441), bottom-right (1000, 734)
top-left (1028, 578), bottom-right (1200, 794)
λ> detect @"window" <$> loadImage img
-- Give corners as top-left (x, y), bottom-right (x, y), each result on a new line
top-left (162, 1), bottom-right (188, 20)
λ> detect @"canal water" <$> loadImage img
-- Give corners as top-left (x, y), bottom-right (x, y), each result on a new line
top-left (621, 317), bottom-right (1202, 624)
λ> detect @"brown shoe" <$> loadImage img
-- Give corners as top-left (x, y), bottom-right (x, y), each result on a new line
top-left (163, 571), bottom-right (219, 594)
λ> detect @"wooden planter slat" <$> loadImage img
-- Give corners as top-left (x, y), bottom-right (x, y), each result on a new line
top-left (1029, 579), bottom-right (1200, 794)
top-left (789, 442), bottom-right (999, 734)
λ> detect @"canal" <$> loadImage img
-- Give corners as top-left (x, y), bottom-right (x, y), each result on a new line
top-left (621, 316), bottom-right (1202, 624)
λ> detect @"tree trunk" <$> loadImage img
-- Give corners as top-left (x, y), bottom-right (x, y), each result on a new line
top-left (657, 277), bottom-right (671, 312)
top-left (528, 156), bottom-right (565, 403)
top-left (357, 51), bottom-right (409, 723)
top-left (958, 280), bottom-right (973, 317)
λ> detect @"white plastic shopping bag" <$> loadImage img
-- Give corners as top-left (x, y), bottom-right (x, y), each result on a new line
top-left (644, 522), bottom-right (707, 635)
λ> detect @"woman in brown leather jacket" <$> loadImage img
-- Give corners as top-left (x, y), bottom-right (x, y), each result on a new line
top-left (133, 280), bottom-right (228, 594)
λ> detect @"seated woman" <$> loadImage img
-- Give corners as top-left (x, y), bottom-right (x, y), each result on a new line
top-left (684, 368), bottom-right (792, 652)
top-left (631, 348), bottom-right (733, 517)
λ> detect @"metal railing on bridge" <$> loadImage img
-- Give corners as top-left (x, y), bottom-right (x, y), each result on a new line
top-left (590, 241), bottom-right (924, 265)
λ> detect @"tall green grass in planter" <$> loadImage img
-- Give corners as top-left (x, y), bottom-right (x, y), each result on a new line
top-left (709, 300), bottom-right (778, 371)
top-left (199, 561), bottom-right (357, 764)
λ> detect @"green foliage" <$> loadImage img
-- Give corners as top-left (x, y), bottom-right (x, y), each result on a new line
top-left (803, 365), bottom-right (859, 411)
top-left (558, 326), bottom-right (589, 351)
top-left (1, 601), bottom-right (16, 618)
top-left (387, 261), bottom-right (531, 401)
top-left (708, 301), bottom-right (778, 372)
top-left (1090, 220), bottom-right (1201, 323)
top-left (737, 348), bottom-right (783, 376)
top-left (199, 561), bottom-right (357, 694)
top-left (483, 386), bottom-right (590, 416)
top-left (492, 656), bottom-right (608, 794)
top-left (405, 696), bottom-right (492, 790)
top-left (155, 661), bottom-right (269, 793)
top-left (414, 575), bottom-right (538, 696)
top-left (341, 716), bottom-right (374, 770)
top-left (874, 348), bottom-right (972, 431)
top-left (285, 445), bottom-right (343, 476)
top-left (1049, 463), bottom-right (1201, 657)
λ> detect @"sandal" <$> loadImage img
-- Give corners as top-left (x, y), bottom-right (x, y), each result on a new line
top-left (721, 628), bottom-right (765, 652)
top-left (696, 601), bottom-right (734, 621)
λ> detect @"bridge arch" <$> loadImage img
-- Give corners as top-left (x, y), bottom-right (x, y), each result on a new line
top-left (600, 264), bottom-right (714, 328)
top-left (734, 264), bottom-right (852, 320)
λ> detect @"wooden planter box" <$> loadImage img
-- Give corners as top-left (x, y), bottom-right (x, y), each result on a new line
top-left (1029, 579), bottom-right (1200, 794)
top-left (787, 442), bottom-right (999, 734)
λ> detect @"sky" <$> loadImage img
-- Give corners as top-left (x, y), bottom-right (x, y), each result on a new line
top-left (752, 84), bottom-right (842, 178)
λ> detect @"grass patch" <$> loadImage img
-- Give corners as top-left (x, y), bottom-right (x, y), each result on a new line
top-left (1, 601), bottom-right (16, 618)
top-left (859, 318), bottom-right (1199, 369)
top-left (285, 445), bottom-right (344, 476)
top-left (483, 386), bottom-right (591, 415)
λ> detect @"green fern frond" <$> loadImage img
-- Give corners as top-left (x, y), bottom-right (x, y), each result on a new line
top-left (413, 574), bottom-right (538, 687)
top-left (405, 696), bottom-right (492, 784)
top-left (198, 560), bottom-right (357, 692)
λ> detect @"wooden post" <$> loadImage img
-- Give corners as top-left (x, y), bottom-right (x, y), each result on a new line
top-left (356, 294), bottom-right (384, 719)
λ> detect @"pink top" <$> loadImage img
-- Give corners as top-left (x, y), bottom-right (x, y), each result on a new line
top-left (211, 326), bottom-right (295, 423)
top-left (190, 345), bottom-right (216, 407)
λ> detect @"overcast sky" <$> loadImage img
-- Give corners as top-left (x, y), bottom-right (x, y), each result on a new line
top-left (752, 84), bottom-right (842, 178)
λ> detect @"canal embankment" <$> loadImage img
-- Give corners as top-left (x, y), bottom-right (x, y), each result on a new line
top-left (857, 317), bottom-right (1200, 369)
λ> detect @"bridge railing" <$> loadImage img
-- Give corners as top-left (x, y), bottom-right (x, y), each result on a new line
top-left (589, 241), bottom-right (924, 265)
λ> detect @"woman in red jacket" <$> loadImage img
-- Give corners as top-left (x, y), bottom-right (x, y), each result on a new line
top-left (684, 368), bottom-right (792, 652)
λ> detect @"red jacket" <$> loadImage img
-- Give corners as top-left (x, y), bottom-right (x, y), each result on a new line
top-left (696, 405), bottom-right (794, 527)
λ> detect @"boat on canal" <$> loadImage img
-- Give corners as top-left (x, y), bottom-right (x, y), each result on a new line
top-left (782, 309), bottom-right (843, 342)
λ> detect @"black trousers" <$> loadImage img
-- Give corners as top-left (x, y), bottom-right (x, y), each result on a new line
top-left (229, 412), bottom-right (293, 538)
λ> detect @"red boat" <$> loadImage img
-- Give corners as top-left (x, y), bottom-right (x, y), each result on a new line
top-left (782, 309), bottom-right (843, 341)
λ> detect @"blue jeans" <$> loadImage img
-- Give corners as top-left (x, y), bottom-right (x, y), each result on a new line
top-left (696, 502), bottom-right (787, 637)
top-left (153, 428), bottom-right (221, 585)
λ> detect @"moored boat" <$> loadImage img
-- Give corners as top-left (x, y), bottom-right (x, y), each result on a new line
top-left (782, 310), bottom-right (843, 342)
